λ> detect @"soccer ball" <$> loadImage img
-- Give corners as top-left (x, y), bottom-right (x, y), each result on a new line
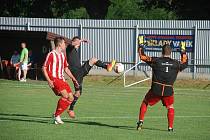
top-left (114, 63), bottom-right (124, 74)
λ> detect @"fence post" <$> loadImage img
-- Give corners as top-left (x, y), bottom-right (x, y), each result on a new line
top-left (193, 25), bottom-right (197, 79)
top-left (79, 24), bottom-right (83, 65)
top-left (26, 22), bottom-right (30, 31)
top-left (134, 24), bottom-right (139, 76)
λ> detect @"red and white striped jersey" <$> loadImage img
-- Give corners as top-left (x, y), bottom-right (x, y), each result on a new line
top-left (43, 50), bottom-right (68, 81)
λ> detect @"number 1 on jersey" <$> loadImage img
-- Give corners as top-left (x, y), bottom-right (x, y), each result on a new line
top-left (166, 66), bottom-right (169, 72)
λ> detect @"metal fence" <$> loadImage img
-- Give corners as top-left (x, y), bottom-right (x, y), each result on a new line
top-left (0, 17), bottom-right (210, 79)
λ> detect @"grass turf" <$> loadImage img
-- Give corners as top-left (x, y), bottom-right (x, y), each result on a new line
top-left (0, 77), bottom-right (210, 140)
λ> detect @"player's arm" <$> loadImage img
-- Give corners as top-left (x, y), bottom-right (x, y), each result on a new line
top-left (64, 67), bottom-right (79, 88)
top-left (42, 66), bottom-right (54, 88)
top-left (80, 39), bottom-right (91, 44)
top-left (138, 45), bottom-right (152, 63)
top-left (42, 53), bottom-right (54, 88)
top-left (179, 50), bottom-right (188, 71)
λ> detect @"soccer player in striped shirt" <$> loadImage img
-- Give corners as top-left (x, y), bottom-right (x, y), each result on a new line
top-left (42, 37), bottom-right (79, 124)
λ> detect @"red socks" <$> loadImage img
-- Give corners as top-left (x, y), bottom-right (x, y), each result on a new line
top-left (139, 101), bottom-right (174, 129)
top-left (55, 97), bottom-right (72, 117)
top-left (167, 107), bottom-right (175, 128)
top-left (139, 102), bottom-right (148, 121)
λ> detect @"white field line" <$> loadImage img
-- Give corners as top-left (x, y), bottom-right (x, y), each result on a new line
top-left (0, 82), bottom-right (209, 92)
top-left (1, 115), bottom-right (210, 121)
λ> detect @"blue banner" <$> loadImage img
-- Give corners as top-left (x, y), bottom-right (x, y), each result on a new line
top-left (138, 34), bottom-right (194, 52)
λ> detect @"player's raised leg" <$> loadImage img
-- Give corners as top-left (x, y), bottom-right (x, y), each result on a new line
top-left (89, 58), bottom-right (116, 72)
top-left (67, 58), bottom-right (116, 118)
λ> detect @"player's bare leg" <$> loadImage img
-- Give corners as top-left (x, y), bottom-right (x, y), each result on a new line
top-left (18, 68), bottom-right (21, 81)
top-left (89, 57), bottom-right (116, 72)
top-left (53, 90), bottom-right (74, 124)
top-left (67, 90), bottom-right (80, 118)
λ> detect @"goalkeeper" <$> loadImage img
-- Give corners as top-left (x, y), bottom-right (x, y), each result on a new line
top-left (66, 36), bottom-right (116, 118)
top-left (136, 44), bottom-right (188, 132)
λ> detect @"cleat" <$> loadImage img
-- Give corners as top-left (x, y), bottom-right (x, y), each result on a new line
top-left (67, 110), bottom-right (75, 119)
top-left (107, 60), bottom-right (116, 72)
top-left (136, 120), bottom-right (143, 130)
top-left (168, 127), bottom-right (174, 132)
top-left (52, 114), bottom-right (64, 124)
top-left (19, 78), bottom-right (26, 82)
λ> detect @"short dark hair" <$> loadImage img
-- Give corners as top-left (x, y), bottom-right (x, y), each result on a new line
top-left (162, 44), bottom-right (172, 55)
top-left (71, 36), bottom-right (81, 41)
top-left (54, 37), bottom-right (65, 47)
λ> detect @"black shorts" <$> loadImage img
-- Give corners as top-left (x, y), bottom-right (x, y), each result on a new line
top-left (71, 60), bottom-right (92, 93)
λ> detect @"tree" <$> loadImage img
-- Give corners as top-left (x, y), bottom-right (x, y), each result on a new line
top-left (106, 0), bottom-right (177, 20)
top-left (62, 7), bottom-right (89, 19)
top-left (82, 0), bottom-right (111, 19)
top-left (171, 0), bottom-right (210, 19)
top-left (143, 0), bottom-right (210, 19)
top-left (0, 0), bottom-right (33, 17)
top-left (0, 0), bottom-right (209, 19)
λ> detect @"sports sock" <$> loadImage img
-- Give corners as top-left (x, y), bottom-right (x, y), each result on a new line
top-left (167, 107), bottom-right (174, 128)
top-left (95, 60), bottom-right (107, 69)
top-left (139, 101), bottom-right (148, 121)
top-left (69, 95), bottom-right (78, 111)
top-left (55, 97), bottom-right (72, 117)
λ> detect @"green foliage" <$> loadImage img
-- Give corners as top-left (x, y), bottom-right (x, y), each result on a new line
top-left (106, 0), bottom-right (141, 19)
top-left (145, 6), bottom-right (177, 20)
top-left (3, 0), bottom-right (209, 20)
top-left (106, 0), bottom-right (177, 20)
top-left (62, 7), bottom-right (89, 19)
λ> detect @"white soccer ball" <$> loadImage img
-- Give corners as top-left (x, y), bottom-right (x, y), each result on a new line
top-left (114, 63), bottom-right (124, 74)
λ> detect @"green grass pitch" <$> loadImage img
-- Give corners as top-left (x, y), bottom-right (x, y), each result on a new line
top-left (0, 77), bottom-right (210, 140)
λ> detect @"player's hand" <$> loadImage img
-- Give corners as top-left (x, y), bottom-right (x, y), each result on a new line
top-left (82, 39), bottom-right (91, 44)
top-left (180, 42), bottom-right (186, 54)
top-left (48, 80), bottom-right (54, 88)
top-left (138, 44), bottom-right (144, 53)
top-left (180, 48), bottom-right (186, 54)
top-left (72, 78), bottom-right (79, 88)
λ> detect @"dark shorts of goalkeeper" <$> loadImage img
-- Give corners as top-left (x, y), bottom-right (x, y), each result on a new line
top-left (143, 89), bottom-right (174, 107)
top-left (71, 60), bottom-right (92, 94)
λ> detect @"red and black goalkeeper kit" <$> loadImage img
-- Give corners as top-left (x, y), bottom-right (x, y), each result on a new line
top-left (137, 44), bottom-right (188, 132)
top-left (140, 50), bottom-right (188, 97)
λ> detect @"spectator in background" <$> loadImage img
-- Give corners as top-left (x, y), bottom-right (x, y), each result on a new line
top-left (9, 50), bottom-right (20, 79)
top-left (18, 42), bottom-right (28, 82)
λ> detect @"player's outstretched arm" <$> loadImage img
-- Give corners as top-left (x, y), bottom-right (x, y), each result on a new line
top-left (138, 45), bottom-right (152, 62)
top-left (179, 51), bottom-right (188, 71)
top-left (80, 39), bottom-right (91, 44)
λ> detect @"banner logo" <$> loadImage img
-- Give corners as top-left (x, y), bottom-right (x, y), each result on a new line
top-left (138, 34), bottom-right (194, 52)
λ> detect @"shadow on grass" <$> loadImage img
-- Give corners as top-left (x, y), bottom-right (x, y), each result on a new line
top-left (0, 113), bottom-right (167, 132)
top-left (67, 120), bottom-right (135, 131)
top-left (140, 127), bottom-right (168, 132)
top-left (0, 113), bottom-right (51, 124)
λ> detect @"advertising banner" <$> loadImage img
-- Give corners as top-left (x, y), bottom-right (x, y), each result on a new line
top-left (138, 34), bottom-right (194, 52)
